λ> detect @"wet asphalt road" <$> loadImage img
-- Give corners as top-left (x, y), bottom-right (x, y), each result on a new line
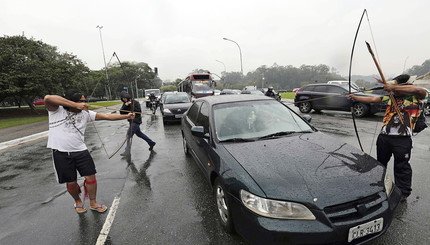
top-left (0, 100), bottom-right (429, 244)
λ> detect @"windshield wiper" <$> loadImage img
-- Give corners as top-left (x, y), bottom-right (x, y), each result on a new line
top-left (219, 138), bottom-right (256, 143)
top-left (258, 131), bottom-right (295, 140)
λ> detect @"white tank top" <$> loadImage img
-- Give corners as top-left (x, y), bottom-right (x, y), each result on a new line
top-left (47, 106), bottom-right (96, 152)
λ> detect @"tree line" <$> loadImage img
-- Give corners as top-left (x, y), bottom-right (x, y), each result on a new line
top-left (2, 35), bottom-right (429, 108)
top-left (0, 35), bottom-right (161, 109)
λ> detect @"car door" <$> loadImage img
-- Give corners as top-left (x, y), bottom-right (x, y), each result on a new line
top-left (183, 101), bottom-right (202, 156)
top-left (312, 85), bottom-right (329, 109)
top-left (326, 85), bottom-right (351, 110)
top-left (191, 102), bottom-right (216, 179)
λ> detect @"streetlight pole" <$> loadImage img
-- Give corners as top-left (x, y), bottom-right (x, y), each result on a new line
top-left (96, 25), bottom-right (112, 100)
top-left (223, 37), bottom-right (243, 78)
top-left (215, 59), bottom-right (226, 74)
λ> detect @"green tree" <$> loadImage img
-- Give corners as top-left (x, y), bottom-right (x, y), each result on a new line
top-left (0, 35), bottom-right (89, 110)
top-left (104, 61), bottom-right (158, 99)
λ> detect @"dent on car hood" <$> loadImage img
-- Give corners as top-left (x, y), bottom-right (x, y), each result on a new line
top-left (222, 132), bottom-right (385, 209)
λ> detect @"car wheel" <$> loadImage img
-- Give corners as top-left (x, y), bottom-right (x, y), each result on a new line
top-left (182, 135), bottom-right (189, 155)
top-left (424, 104), bottom-right (430, 116)
top-left (353, 103), bottom-right (368, 118)
top-left (299, 101), bottom-right (312, 113)
top-left (214, 177), bottom-right (234, 233)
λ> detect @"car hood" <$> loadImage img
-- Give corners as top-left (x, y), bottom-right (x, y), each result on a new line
top-left (222, 132), bottom-right (385, 209)
top-left (163, 102), bottom-right (192, 111)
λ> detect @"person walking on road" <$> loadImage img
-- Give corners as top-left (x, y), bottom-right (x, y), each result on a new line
top-left (119, 91), bottom-right (156, 156)
top-left (45, 89), bottom-right (135, 214)
top-left (347, 74), bottom-right (428, 201)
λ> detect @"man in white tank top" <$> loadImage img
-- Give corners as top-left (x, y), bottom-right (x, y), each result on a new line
top-left (45, 89), bottom-right (134, 214)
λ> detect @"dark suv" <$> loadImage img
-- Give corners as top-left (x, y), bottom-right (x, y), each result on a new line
top-left (294, 84), bottom-right (382, 117)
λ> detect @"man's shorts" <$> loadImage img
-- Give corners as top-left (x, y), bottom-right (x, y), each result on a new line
top-left (52, 149), bottom-right (96, 183)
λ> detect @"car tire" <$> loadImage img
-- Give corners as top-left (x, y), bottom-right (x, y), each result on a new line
top-left (424, 104), bottom-right (430, 116)
top-left (182, 134), bottom-right (189, 155)
top-left (299, 101), bottom-right (312, 113)
top-left (214, 177), bottom-right (234, 233)
top-left (353, 103), bottom-right (368, 118)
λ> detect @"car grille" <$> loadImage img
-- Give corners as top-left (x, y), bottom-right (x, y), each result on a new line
top-left (171, 109), bottom-right (184, 114)
top-left (324, 192), bottom-right (385, 224)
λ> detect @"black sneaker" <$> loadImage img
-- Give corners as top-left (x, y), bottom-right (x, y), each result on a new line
top-left (149, 142), bottom-right (156, 151)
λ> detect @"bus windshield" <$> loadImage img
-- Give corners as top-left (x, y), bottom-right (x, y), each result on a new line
top-left (192, 80), bottom-right (212, 92)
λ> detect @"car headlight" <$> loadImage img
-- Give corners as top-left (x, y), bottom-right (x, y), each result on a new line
top-left (240, 190), bottom-right (316, 220)
top-left (163, 108), bottom-right (172, 113)
top-left (384, 171), bottom-right (393, 196)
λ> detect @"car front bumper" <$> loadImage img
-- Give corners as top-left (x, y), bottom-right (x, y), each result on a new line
top-left (229, 186), bottom-right (402, 245)
top-left (162, 112), bottom-right (184, 122)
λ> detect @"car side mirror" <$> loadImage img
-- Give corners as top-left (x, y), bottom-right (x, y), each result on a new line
top-left (302, 114), bottom-right (312, 123)
top-left (191, 126), bottom-right (210, 139)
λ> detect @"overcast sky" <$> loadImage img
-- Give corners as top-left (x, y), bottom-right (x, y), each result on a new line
top-left (2, 0), bottom-right (430, 81)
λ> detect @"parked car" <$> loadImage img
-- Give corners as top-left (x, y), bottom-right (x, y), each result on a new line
top-left (181, 95), bottom-right (401, 244)
top-left (214, 89), bottom-right (221, 96)
top-left (160, 92), bottom-right (192, 124)
top-left (220, 89), bottom-right (241, 95)
top-left (328, 80), bottom-right (360, 91)
top-left (294, 84), bottom-right (381, 117)
top-left (241, 90), bottom-right (264, 95)
top-left (85, 97), bottom-right (98, 102)
top-left (33, 99), bottom-right (44, 105)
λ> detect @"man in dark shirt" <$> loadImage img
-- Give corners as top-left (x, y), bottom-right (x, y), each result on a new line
top-left (120, 91), bottom-right (156, 155)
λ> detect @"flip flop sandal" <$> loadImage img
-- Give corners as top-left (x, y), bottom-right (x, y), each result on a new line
top-left (74, 203), bottom-right (87, 214)
top-left (90, 204), bottom-right (108, 213)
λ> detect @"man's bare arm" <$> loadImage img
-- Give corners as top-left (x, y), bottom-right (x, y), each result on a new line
top-left (384, 85), bottom-right (427, 99)
top-left (347, 94), bottom-right (382, 104)
top-left (44, 95), bottom-right (89, 112)
top-left (95, 112), bottom-right (135, 121)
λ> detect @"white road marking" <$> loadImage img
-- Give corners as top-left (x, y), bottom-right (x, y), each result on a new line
top-left (0, 131), bottom-right (48, 150)
top-left (96, 196), bottom-right (121, 245)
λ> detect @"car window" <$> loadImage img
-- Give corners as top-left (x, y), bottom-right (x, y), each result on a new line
top-left (186, 101), bottom-right (202, 124)
top-left (313, 86), bottom-right (328, 92)
top-left (302, 86), bottom-right (315, 92)
top-left (214, 100), bottom-right (313, 141)
top-left (196, 102), bottom-right (210, 133)
top-left (165, 94), bottom-right (190, 104)
top-left (326, 86), bottom-right (346, 94)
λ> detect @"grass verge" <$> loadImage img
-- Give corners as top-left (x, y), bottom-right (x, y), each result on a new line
top-left (0, 101), bottom-right (122, 129)
top-left (0, 116), bottom-right (48, 129)
top-left (280, 92), bottom-right (296, 100)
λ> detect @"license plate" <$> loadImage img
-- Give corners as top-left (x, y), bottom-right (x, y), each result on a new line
top-left (175, 114), bottom-right (183, 118)
top-left (348, 218), bottom-right (383, 242)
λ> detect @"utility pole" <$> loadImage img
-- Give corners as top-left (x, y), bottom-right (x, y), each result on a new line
top-left (96, 25), bottom-right (112, 100)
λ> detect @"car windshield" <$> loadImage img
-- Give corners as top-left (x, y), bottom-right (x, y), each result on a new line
top-left (164, 94), bottom-right (190, 104)
top-left (214, 101), bottom-right (313, 142)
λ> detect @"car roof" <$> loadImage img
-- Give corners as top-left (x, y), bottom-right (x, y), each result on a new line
top-left (195, 94), bottom-right (273, 106)
top-left (163, 91), bottom-right (187, 95)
